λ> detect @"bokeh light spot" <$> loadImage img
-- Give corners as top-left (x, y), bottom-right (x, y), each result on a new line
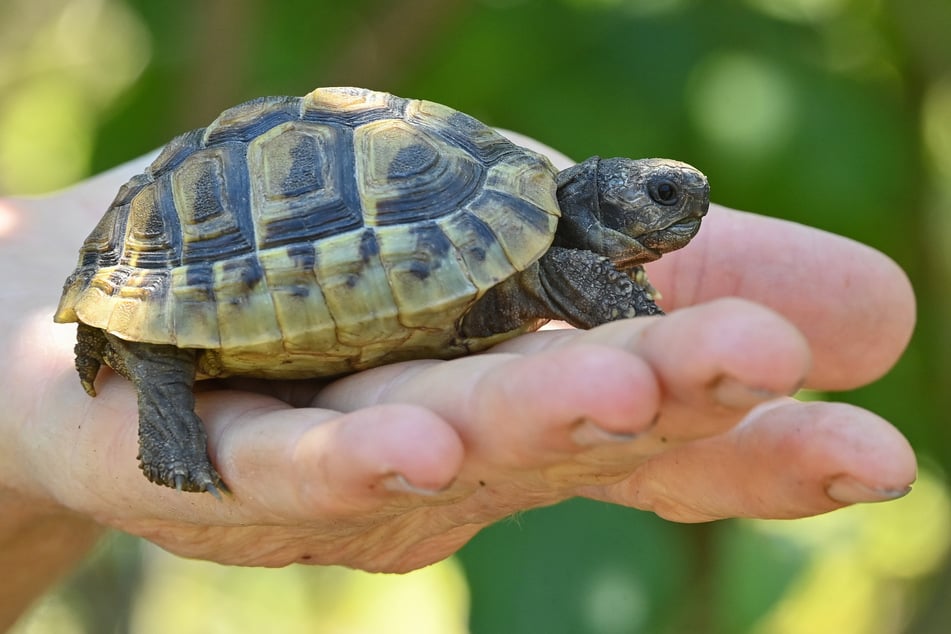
top-left (0, 80), bottom-right (94, 193)
top-left (581, 565), bottom-right (647, 633)
top-left (128, 544), bottom-right (470, 634)
top-left (923, 76), bottom-right (951, 183)
top-left (0, 0), bottom-right (150, 194)
top-left (0, 200), bottom-right (18, 237)
top-left (686, 51), bottom-right (797, 159)
top-left (749, 468), bottom-right (951, 633)
top-left (744, 0), bottom-right (848, 23)
top-left (560, 0), bottom-right (689, 16)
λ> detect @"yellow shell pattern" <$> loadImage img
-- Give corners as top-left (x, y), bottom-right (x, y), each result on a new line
top-left (55, 88), bottom-right (560, 378)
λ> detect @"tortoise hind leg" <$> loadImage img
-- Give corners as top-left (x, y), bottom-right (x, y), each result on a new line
top-left (75, 323), bottom-right (106, 397)
top-left (82, 326), bottom-right (227, 497)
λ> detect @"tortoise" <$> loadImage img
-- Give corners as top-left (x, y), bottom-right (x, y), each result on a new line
top-left (55, 87), bottom-right (709, 497)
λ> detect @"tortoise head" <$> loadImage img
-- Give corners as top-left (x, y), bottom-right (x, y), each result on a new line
top-left (554, 156), bottom-right (709, 269)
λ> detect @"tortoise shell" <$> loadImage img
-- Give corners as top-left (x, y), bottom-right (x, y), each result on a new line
top-left (55, 87), bottom-right (560, 378)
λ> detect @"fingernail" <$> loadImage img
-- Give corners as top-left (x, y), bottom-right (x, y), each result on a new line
top-left (571, 418), bottom-right (643, 447)
top-left (711, 376), bottom-right (783, 409)
top-left (826, 475), bottom-right (912, 504)
top-left (381, 473), bottom-right (445, 496)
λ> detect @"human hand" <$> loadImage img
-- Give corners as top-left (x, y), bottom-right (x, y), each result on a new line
top-left (0, 136), bottom-right (916, 582)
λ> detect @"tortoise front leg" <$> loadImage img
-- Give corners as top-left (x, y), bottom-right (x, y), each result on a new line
top-left (461, 246), bottom-right (661, 337)
top-left (535, 246), bottom-right (663, 327)
top-left (80, 326), bottom-right (226, 496)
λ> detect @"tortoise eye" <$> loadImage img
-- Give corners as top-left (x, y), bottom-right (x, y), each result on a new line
top-left (649, 179), bottom-right (680, 205)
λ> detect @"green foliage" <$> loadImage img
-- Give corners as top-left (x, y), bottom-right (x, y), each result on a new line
top-left (460, 500), bottom-right (694, 633)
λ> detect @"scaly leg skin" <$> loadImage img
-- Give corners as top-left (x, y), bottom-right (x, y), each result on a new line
top-left (461, 246), bottom-right (661, 338)
top-left (75, 323), bottom-right (106, 397)
top-left (75, 325), bottom-right (227, 497)
top-left (537, 247), bottom-right (663, 327)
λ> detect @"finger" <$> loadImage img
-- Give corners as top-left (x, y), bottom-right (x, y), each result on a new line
top-left (587, 401), bottom-right (917, 522)
top-left (316, 345), bottom-right (661, 469)
top-left (631, 297), bottom-right (809, 444)
top-left (494, 298), bottom-right (810, 444)
top-left (202, 396), bottom-right (464, 520)
top-left (36, 362), bottom-right (463, 525)
top-left (630, 298), bottom-right (809, 408)
top-left (647, 205), bottom-right (916, 391)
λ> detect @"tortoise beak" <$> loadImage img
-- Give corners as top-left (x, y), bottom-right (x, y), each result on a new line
top-left (639, 216), bottom-right (703, 252)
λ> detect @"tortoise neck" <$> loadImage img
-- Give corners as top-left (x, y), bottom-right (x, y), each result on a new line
top-left (553, 156), bottom-right (602, 251)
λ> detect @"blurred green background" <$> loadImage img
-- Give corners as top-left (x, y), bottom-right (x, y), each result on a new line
top-left (5, 0), bottom-right (951, 632)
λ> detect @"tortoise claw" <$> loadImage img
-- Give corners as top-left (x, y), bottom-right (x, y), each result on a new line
top-left (141, 459), bottom-right (227, 497)
top-left (205, 482), bottom-right (225, 501)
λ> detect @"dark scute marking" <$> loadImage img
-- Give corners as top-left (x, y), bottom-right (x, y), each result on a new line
top-left (259, 204), bottom-right (362, 250)
top-left (180, 144), bottom-right (255, 264)
top-left (359, 228), bottom-right (379, 263)
top-left (286, 243), bottom-right (316, 269)
top-left (290, 285), bottom-right (310, 299)
top-left (141, 206), bottom-right (165, 238)
top-left (149, 128), bottom-right (206, 179)
top-left (60, 268), bottom-right (92, 296)
top-left (388, 143), bottom-right (437, 179)
top-left (281, 135), bottom-right (322, 197)
top-left (204, 96), bottom-right (301, 146)
top-left (420, 111), bottom-right (513, 165)
top-left (143, 176), bottom-right (183, 267)
top-left (301, 91), bottom-right (406, 128)
top-left (411, 222), bottom-right (453, 259)
top-left (185, 262), bottom-right (215, 300)
top-left (106, 266), bottom-right (134, 295)
top-left (404, 222), bottom-right (453, 281)
top-left (112, 172), bottom-right (154, 207)
top-left (345, 274), bottom-right (359, 289)
top-left (451, 213), bottom-right (497, 264)
top-left (92, 268), bottom-right (167, 300)
top-left (257, 127), bottom-right (364, 250)
top-left (447, 112), bottom-right (485, 135)
top-left (79, 203), bottom-right (124, 267)
top-left (130, 191), bottom-right (166, 240)
top-left (373, 151), bottom-right (484, 226)
top-left (222, 256), bottom-right (265, 291)
top-left (121, 176), bottom-right (183, 270)
top-left (191, 167), bottom-right (225, 223)
top-left (484, 190), bottom-right (552, 235)
top-left (409, 260), bottom-right (431, 280)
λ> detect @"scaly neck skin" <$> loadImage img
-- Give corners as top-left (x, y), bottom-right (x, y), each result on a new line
top-left (554, 156), bottom-right (661, 270)
top-left (553, 156), bottom-right (602, 253)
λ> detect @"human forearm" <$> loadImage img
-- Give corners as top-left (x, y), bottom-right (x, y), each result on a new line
top-left (0, 191), bottom-right (110, 628)
top-left (0, 491), bottom-right (104, 630)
